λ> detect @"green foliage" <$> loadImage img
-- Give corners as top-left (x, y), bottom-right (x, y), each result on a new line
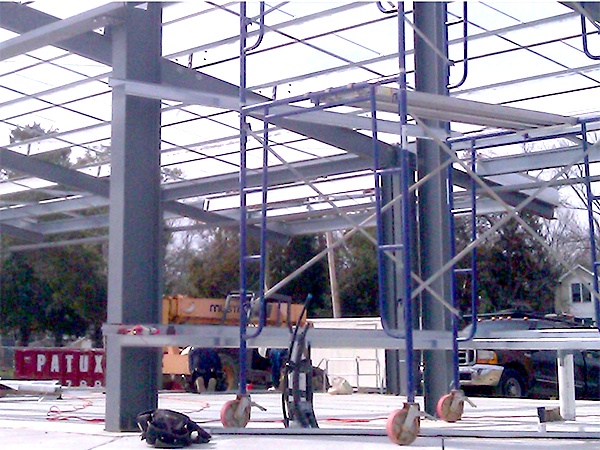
top-left (9, 123), bottom-right (53, 144)
top-left (455, 213), bottom-right (560, 315)
top-left (31, 246), bottom-right (107, 346)
top-left (336, 230), bottom-right (378, 317)
top-left (164, 231), bottom-right (201, 297)
top-left (269, 234), bottom-right (330, 317)
top-left (188, 228), bottom-right (246, 298)
top-left (186, 229), bottom-right (330, 317)
top-left (0, 246), bottom-right (107, 347)
top-left (0, 254), bottom-right (52, 345)
top-left (43, 304), bottom-right (88, 348)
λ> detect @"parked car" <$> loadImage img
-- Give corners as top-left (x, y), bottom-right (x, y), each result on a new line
top-left (458, 312), bottom-right (600, 398)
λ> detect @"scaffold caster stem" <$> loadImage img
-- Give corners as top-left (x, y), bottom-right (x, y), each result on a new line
top-left (220, 394), bottom-right (265, 428)
top-left (386, 402), bottom-right (420, 446)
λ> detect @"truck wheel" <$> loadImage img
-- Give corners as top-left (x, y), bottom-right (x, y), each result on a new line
top-left (219, 353), bottom-right (238, 391)
top-left (498, 368), bottom-right (526, 398)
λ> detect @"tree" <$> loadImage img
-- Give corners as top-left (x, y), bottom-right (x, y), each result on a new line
top-left (269, 234), bottom-right (330, 317)
top-left (185, 228), bottom-right (330, 317)
top-left (542, 208), bottom-right (591, 270)
top-left (188, 228), bottom-right (248, 298)
top-left (0, 254), bottom-right (51, 345)
top-left (456, 212), bottom-right (560, 315)
top-left (336, 229), bottom-right (378, 317)
top-left (164, 229), bottom-right (203, 297)
top-left (31, 246), bottom-right (107, 346)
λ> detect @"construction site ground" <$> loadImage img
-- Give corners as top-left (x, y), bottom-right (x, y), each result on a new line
top-left (1, 389), bottom-right (600, 449)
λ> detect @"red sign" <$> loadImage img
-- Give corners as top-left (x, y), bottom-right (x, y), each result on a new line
top-left (14, 348), bottom-right (105, 387)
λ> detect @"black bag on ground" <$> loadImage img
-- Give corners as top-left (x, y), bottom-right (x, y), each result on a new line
top-left (137, 409), bottom-right (211, 448)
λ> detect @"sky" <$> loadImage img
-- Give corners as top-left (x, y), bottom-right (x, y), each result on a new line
top-left (1, 2), bottom-right (599, 228)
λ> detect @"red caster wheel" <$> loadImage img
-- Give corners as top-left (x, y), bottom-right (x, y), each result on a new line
top-left (436, 392), bottom-right (463, 423)
top-left (386, 402), bottom-right (420, 446)
top-left (437, 389), bottom-right (475, 423)
top-left (220, 396), bottom-right (251, 428)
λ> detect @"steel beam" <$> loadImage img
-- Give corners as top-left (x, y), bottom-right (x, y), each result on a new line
top-left (0, 147), bottom-right (236, 226)
top-left (0, 222), bottom-right (43, 242)
top-left (110, 78), bottom-right (448, 140)
top-left (0, 148), bottom-right (109, 196)
top-left (0, 3), bottom-right (126, 62)
top-left (0, 2), bottom-right (113, 64)
top-left (337, 86), bottom-right (577, 130)
top-left (0, 149), bottom-right (559, 229)
top-left (476, 142), bottom-right (600, 176)
top-left (102, 323), bottom-right (600, 351)
top-left (562, 2), bottom-right (600, 23)
top-left (0, 195), bottom-right (108, 221)
top-left (163, 153), bottom-right (370, 201)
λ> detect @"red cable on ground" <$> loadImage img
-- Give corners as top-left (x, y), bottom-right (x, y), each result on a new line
top-left (179, 401), bottom-right (211, 415)
top-left (46, 396), bottom-right (104, 422)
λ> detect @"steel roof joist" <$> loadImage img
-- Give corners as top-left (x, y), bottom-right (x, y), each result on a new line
top-left (0, 222), bottom-right (44, 243)
top-left (476, 142), bottom-right (600, 176)
top-left (0, 195), bottom-right (107, 221)
top-left (162, 153), bottom-right (370, 201)
top-left (0, 147), bottom-right (243, 229)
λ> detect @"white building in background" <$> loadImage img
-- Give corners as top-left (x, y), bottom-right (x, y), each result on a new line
top-left (308, 318), bottom-right (386, 393)
top-left (555, 265), bottom-right (596, 321)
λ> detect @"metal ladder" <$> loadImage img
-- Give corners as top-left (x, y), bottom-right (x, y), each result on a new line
top-left (447, 143), bottom-right (479, 391)
top-left (581, 122), bottom-right (600, 328)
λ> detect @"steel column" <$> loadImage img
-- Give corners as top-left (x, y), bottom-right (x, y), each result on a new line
top-left (557, 350), bottom-right (576, 421)
top-left (414, 1), bottom-right (454, 415)
top-left (105, 3), bottom-right (163, 432)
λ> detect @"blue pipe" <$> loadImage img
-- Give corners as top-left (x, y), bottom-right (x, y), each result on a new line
top-left (457, 145), bottom-right (479, 343)
top-left (238, 1), bottom-right (250, 395)
top-left (581, 122), bottom-right (600, 331)
top-left (581, 15), bottom-right (600, 61)
top-left (446, 156), bottom-right (461, 390)
top-left (398, 2), bottom-right (416, 402)
top-left (376, 2), bottom-right (397, 14)
top-left (447, 145), bottom-right (479, 389)
top-left (241, 105), bottom-right (270, 341)
top-left (244, 2), bottom-right (266, 53)
top-left (371, 85), bottom-right (404, 340)
top-left (448, 2), bottom-right (469, 90)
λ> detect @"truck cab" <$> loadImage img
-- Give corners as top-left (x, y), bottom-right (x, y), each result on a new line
top-left (459, 313), bottom-right (598, 398)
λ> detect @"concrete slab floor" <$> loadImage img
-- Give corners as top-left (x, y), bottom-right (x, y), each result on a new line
top-left (1, 390), bottom-right (600, 449)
